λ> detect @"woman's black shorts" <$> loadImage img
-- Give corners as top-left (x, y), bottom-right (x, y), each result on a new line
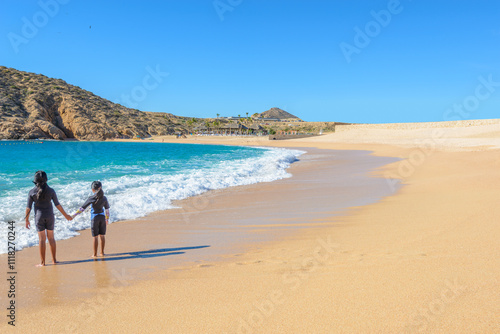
top-left (91, 215), bottom-right (107, 237)
top-left (36, 216), bottom-right (55, 232)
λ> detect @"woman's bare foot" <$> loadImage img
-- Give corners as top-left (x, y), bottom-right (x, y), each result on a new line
top-left (91, 255), bottom-right (98, 258)
top-left (36, 263), bottom-right (45, 267)
top-left (52, 260), bottom-right (59, 265)
top-left (99, 253), bottom-right (105, 257)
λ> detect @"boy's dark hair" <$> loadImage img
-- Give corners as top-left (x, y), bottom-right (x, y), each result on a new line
top-left (32, 170), bottom-right (48, 202)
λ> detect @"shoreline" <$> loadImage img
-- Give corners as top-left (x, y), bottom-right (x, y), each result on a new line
top-left (0, 142), bottom-right (305, 255)
top-left (2, 126), bottom-right (499, 333)
top-left (0, 145), bottom-right (399, 309)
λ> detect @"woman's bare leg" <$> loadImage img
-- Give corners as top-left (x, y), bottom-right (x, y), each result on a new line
top-left (99, 235), bottom-right (105, 256)
top-left (46, 230), bottom-right (57, 264)
top-left (37, 231), bottom-right (46, 267)
top-left (91, 236), bottom-right (98, 258)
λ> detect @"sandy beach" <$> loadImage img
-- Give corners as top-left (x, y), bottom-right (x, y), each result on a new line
top-left (2, 120), bottom-right (499, 333)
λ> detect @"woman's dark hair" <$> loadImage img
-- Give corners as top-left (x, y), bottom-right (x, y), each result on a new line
top-left (91, 181), bottom-right (103, 201)
top-left (32, 170), bottom-right (48, 202)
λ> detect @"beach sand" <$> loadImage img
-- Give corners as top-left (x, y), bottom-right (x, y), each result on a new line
top-left (1, 121), bottom-right (499, 333)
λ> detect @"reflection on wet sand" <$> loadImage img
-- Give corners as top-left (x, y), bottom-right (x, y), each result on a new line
top-left (39, 265), bottom-right (61, 306)
top-left (92, 258), bottom-right (111, 290)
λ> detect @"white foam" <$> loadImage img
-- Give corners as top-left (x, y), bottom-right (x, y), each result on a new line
top-left (0, 147), bottom-right (304, 253)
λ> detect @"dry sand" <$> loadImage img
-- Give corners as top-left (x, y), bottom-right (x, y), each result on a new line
top-left (1, 120), bottom-right (499, 333)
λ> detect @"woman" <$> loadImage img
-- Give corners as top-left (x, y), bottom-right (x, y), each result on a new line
top-left (25, 171), bottom-right (72, 267)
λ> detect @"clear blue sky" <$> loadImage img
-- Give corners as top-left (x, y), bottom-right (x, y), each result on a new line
top-left (1, 0), bottom-right (499, 123)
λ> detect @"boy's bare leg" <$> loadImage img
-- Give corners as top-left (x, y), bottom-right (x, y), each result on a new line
top-left (37, 231), bottom-right (46, 267)
top-left (99, 235), bottom-right (105, 256)
top-left (46, 230), bottom-right (58, 264)
top-left (91, 236), bottom-right (98, 258)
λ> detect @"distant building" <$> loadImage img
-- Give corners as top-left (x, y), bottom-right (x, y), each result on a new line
top-left (253, 117), bottom-right (281, 122)
top-left (252, 117), bottom-right (303, 122)
top-left (194, 122), bottom-right (268, 136)
top-left (223, 114), bottom-right (303, 123)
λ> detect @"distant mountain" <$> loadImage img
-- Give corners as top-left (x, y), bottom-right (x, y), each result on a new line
top-left (258, 107), bottom-right (301, 120)
top-left (0, 66), bottom-right (185, 140)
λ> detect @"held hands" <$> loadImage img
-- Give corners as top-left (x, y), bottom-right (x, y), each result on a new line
top-left (64, 213), bottom-right (73, 221)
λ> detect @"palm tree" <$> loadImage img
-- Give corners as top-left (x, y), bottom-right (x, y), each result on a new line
top-left (246, 112), bottom-right (249, 118)
top-left (216, 113), bottom-right (220, 119)
top-left (213, 121), bottom-right (220, 134)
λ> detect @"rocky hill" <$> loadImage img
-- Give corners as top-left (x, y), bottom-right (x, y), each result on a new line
top-left (258, 107), bottom-right (301, 120)
top-left (0, 66), bottom-right (185, 140)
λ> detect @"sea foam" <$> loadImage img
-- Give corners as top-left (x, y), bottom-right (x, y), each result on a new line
top-left (0, 147), bottom-right (304, 253)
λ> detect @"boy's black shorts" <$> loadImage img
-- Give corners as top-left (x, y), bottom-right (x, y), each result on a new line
top-left (91, 215), bottom-right (106, 237)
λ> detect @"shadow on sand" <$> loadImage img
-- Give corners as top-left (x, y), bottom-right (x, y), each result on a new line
top-left (58, 245), bottom-right (210, 265)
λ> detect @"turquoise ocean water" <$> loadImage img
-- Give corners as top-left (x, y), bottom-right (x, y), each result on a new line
top-left (0, 141), bottom-right (304, 253)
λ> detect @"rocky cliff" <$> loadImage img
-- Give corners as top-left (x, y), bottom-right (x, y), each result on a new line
top-left (0, 66), bottom-right (185, 140)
